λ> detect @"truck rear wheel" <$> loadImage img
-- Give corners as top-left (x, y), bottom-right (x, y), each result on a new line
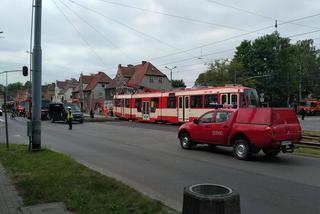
top-left (262, 148), bottom-right (280, 157)
top-left (180, 133), bottom-right (194, 150)
top-left (233, 139), bottom-right (251, 160)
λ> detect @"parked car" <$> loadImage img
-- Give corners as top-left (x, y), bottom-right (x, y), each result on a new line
top-left (49, 103), bottom-right (84, 123)
top-left (41, 100), bottom-right (50, 120)
top-left (178, 108), bottom-right (302, 160)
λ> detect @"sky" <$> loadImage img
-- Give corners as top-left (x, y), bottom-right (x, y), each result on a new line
top-left (1, 0), bottom-right (320, 87)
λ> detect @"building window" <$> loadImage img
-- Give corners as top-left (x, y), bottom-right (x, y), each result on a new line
top-left (158, 77), bottom-right (162, 83)
top-left (191, 95), bottom-right (203, 108)
top-left (150, 77), bottom-right (154, 83)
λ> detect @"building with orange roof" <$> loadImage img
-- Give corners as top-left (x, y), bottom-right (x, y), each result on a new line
top-left (105, 61), bottom-right (172, 100)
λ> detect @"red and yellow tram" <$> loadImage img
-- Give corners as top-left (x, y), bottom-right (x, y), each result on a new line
top-left (113, 85), bottom-right (259, 123)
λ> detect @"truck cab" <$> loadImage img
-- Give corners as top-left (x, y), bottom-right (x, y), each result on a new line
top-left (178, 108), bottom-right (302, 160)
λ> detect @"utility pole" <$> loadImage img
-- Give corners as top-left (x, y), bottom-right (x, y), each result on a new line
top-left (79, 73), bottom-right (84, 112)
top-left (4, 72), bottom-right (9, 149)
top-left (31, 0), bottom-right (42, 150)
top-left (165, 66), bottom-right (177, 82)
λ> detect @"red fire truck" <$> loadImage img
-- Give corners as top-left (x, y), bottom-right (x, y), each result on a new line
top-left (113, 85), bottom-right (260, 124)
top-left (298, 98), bottom-right (320, 115)
top-left (178, 107), bottom-right (301, 160)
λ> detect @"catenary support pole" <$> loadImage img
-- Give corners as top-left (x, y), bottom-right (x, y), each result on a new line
top-left (31, 0), bottom-right (42, 150)
top-left (4, 84), bottom-right (9, 149)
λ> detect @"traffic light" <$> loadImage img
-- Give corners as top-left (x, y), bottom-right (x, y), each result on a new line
top-left (22, 66), bottom-right (28, 76)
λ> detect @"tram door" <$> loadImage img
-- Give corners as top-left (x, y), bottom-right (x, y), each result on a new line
top-left (121, 99), bottom-right (125, 116)
top-left (142, 101), bottom-right (150, 120)
top-left (178, 96), bottom-right (190, 122)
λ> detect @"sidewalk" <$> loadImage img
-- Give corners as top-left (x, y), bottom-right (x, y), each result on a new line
top-left (0, 164), bottom-right (73, 214)
top-left (0, 164), bottom-right (23, 214)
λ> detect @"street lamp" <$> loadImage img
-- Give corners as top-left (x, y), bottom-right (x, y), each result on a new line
top-left (165, 66), bottom-right (177, 82)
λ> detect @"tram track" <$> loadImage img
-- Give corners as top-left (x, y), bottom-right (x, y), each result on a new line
top-left (300, 134), bottom-right (320, 147)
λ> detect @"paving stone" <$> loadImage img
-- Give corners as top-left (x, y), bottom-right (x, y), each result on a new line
top-left (0, 164), bottom-right (23, 214)
top-left (20, 202), bottom-right (73, 214)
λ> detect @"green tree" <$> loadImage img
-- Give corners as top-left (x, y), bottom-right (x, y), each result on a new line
top-left (171, 79), bottom-right (186, 88)
top-left (195, 59), bottom-right (232, 86)
top-left (195, 32), bottom-right (320, 107)
top-left (7, 82), bottom-right (24, 101)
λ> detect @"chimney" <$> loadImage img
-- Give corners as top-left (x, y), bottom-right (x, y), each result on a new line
top-left (142, 61), bottom-right (147, 65)
top-left (118, 64), bottom-right (122, 68)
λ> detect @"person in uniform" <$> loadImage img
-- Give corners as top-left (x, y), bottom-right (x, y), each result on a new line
top-left (67, 106), bottom-right (73, 130)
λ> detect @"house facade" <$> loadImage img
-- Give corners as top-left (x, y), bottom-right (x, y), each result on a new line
top-left (105, 61), bottom-right (172, 100)
top-left (73, 72), bottom-right (112, 112)
top-left (52, 79), bottom-right (78, 103)
top-left (42, 83), bottom-right (55, 101)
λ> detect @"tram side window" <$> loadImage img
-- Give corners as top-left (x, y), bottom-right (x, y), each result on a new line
top-left (151, 97), bottom-right (159, 113)
top-left (114, 99), bottom-right (122, 107)
top-left (167, 96), bottom-right (176, 108)
top-left (240, 94), bottom-right (246, 108)
top-left (231, 94), bottom-right (238, 108)
top-left (125, 99), bottom-right (130, 108)
top-left (135, 98), bottom-right (142, 112)
top-left (205, 94), bottom-right (218, 108)
top-left (191, 95), bottom-right (203, 108)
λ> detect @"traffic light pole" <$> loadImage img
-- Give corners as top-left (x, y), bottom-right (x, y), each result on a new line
top-left (0, 69), bottom-right (28, 149)
top-left (31, 0), bottom-right (42, 150)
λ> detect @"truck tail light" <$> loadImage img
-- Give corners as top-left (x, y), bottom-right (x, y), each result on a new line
top-left (264, 126), bottom-right (273, 135)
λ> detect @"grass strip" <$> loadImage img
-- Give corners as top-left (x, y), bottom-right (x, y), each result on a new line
top-left (303, 130), bottom-right (320, 136)
top-left (0, 144), bottom-right (176, 214)
top-left (294, 145), bottom-right (320, 157)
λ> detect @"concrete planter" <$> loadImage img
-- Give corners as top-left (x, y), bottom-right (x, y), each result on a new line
top-left (183, 183), bottom-right (240, 214)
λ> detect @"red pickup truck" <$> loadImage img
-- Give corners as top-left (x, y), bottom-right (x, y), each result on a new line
top-left (178, 108), bottom-right (302, 160)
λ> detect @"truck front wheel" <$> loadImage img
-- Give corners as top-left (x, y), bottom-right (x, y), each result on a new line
top-left (233, 139), bottom-right (251, 160)
top-left (179, 132), bottom-right (194, 150)
top-left (262, 148), bottom-right (280, 157)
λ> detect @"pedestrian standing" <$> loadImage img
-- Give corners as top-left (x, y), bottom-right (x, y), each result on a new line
top-left (67, 106), bottom-right (73, 130)
top-left (301, 108), bottom-right (306, 120)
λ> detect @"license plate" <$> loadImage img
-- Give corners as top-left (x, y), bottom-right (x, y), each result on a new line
top-left (281, 141), bottom-right (292, 146)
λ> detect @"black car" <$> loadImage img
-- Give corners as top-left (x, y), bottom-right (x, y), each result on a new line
top-left (48, 103), bottom-right (84, 123)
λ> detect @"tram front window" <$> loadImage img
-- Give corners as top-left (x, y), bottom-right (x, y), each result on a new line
top-left (244, 89), bottom-right (260, 107)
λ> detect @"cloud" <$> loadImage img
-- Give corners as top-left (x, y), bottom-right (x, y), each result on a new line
top-left (1, 0), bottom-right (320, 86)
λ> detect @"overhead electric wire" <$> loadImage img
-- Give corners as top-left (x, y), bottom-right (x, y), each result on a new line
top-left (207, 0), bottom-right (320, 30)
top-left (156, 48), bottom-right (234, 67)
top-left (51, 0), bottom-right (109, 69)
top-left (93, 0), bottom-right (249, 32)
top-left (145, 12), bottom-right (320, 63)
top-left (68, 0), bottom-right (183, 52)
top-left (58, 0), bottom-right (135, 62)
top-left (288, 29), bottom-right (320, 38)
top-left (68, 0), bottom-right (208, 64)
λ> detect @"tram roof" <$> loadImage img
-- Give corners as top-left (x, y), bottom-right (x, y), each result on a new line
top-left (115, 85), bottom-right (253, 98)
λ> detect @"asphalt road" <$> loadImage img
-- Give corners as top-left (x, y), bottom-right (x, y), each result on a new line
top-left (0, 117), bottom-right (320, 214)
